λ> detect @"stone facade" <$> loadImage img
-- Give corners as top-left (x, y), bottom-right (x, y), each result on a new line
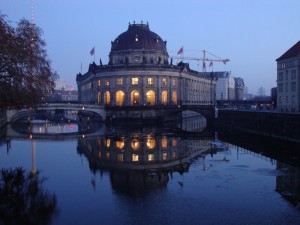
top-left (76, 23), bottom-right (216, 119)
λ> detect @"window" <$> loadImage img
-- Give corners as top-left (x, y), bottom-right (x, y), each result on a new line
top-left (292, 95), bottom-right (296, 104)
top-left (131, 90), bottom-right (139, 105)
top-left (97, 91), bottom-right (101, 105)
top-left (148, 154), bottom-right (154, 161)
top-left (291, 82), bottom-right (296, 92)
top-left (286, 83), bottom-right (288, 92)
top-left (172, 91), bottom-right (177, 104)
top-left (105, 80), bottom-right (109, 86)
top-left (172, 78), bottom-right (177, 86)
top-left (98, 80), bottom-right (101, 86)
top-left (162, 90), bottom-right (168, 105)
top-left (116, 140), bottom-right (125, 149)
top-left (278, 72), bottom-right (283, 81)
top-left (116, 90), bottom-right (124, 106)
top-left (132, 77), bottom-right (139, 85)
top-left (131, 139), bottom-right (140, 150)
top-left (104, 91), bottom-right (111, 105)
top-left (132, 154), bottom-right (139, 162)
top-left (116, 78), bottom-right (123, 85)
top-left (162, 78), bottom-right (167, 86)
top-left (278, 83), bottom-right (283, 93)
top-left (291, 70), bottom-right (296, 80)
top-left (148, 77), bottom-right (154, 85)
top-left (146, 90), bottom-right (155, 105)
top-left (286, 70), bottom-right (289, 80)
top-left (286, 96), bottom-right (289, 103)
top-left (146, 136), bottom-right (155, 149)
top-left (161, 136), bottom-right (167, 148)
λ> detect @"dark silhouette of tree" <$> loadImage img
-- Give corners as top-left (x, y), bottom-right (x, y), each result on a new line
top-left (0, 13), bottom-right (58, 109)
top-left (0, 167), bottom-right (57, 225)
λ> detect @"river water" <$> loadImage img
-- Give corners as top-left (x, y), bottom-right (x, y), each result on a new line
top-left (0, 116), bottom-right (300, 225)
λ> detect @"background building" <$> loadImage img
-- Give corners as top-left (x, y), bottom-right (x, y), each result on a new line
top-left (214, 71), bottom-right (236, 101)
top-left (276, 41), bottom-right (300, 112)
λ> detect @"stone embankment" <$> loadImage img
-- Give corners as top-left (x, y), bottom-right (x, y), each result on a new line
top-left (214, 110), bottom-right (300, 143)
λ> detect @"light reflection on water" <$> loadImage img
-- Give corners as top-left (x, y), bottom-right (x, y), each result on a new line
top-left (0, 120), bottom-right (300, 225)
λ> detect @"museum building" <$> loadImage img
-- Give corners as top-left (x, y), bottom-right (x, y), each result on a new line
top-left (76, 22), bottom-right (216, 119)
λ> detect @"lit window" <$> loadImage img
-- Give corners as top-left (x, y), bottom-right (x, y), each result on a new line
top-left (146, 90), bottom-right (155, 105)
top-left (172, 91), bottom-right (177, 104)
top-left (132, 77), bottom-right (139, 85)
top-left (146, 136), bottom-right (155, 149)
top-left (172, 138), bottom-right (177, 147)
top-left (163, 152), bottom-right (168, 161)
top-left (162, 78), bottom-right (167, 86)
top-left (105, 138), bottom-right (111, 148)
top-left (161, 136), bottom-right (167, 148)
top-left (98, 80), bottom-right (101, 86)
top-left (148, 154), bottom-right (154, 161)
top-left (105, 80), bottom-right (109, 86)
top-left (131, 139), bottom-right (140, 150)
top-left (132, 154), bottom-right (139, 162)
top-left (106, 152), bottom-right (110, 159)
top-left (104, 91), bottom-right (111, 105)
top-left (135, 35), bottom-right (139, 42)
top-left (148, 77), bottom-right (154, 85)
top-left (117, 78), bottom-right (123, 85)
top-left (116, 140), bottom-right (125, 149)
top-left (98, 151), bottom-right (102, 159)
top-left (172, 78), bottom-right (177, 86)
top-left (116, 91), bottom-right (124, 106)
top-left (117, 154), bottom-right (124, 162)
top-left (162, 91), bottom-right (168, 105)
top-left (131, 90), bottom-right (140, 105)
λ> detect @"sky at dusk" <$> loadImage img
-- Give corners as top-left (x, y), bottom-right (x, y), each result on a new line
top-left (1, 0), bottom-right (300, 94)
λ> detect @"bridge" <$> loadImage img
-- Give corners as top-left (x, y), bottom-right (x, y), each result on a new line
top-left (6, 103), bottom-right (106, 123)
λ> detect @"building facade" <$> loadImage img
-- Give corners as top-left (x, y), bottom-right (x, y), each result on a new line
top-left (276, 41), bottom-right (300, 112)
top-left (76, 23), bottom-right (216, 119)
top-left (215, 71), bottom-right (235, 100)
top-left (234, 77), bottom-right (245, 100)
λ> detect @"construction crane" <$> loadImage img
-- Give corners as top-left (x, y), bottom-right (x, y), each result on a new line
top-left (172, 49), bottom-right (229, 72)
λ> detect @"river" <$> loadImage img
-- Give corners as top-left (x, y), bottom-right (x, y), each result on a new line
top-left (0, 115), bottom-right (299, 225)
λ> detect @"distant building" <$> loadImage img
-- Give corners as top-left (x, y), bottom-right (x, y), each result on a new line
top-left (276, 40), bottom-right (300, 112)
top-left (234, 77), bottom-right (245, 100)
top-left (258, 87), bottom-right (266, 96)
top-left (43, 79), bottom-right (78, 103)
top-left (215, 71), bottom-right (235, 100)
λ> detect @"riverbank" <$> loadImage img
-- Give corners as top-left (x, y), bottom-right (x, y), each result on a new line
top-left (214, 110), bottom-right (300, 143)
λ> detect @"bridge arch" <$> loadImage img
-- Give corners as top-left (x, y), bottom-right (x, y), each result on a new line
top-left (8, 103), bottom-right (106, 123)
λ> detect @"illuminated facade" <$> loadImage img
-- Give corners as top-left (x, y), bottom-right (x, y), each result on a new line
top-left (76, 23), bottom-right (216, 119)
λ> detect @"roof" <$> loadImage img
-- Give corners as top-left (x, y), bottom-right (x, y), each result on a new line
top-left (276, 40), bottom-right (300, 61)
top-left (110, 23), bottom-right (167, 53)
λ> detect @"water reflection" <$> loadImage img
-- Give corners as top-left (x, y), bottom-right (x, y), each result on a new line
top-left (178, 110), bottom-right (207, 132)
top-left (77, 128), bottom-right (212, 195)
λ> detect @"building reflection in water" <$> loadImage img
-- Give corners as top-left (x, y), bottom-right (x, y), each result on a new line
top-left (77, 127), bottom-right (212, 195)
top-left (276, 162), bottom-right (300, 206)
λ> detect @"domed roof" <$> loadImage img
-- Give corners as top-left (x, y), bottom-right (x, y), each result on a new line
top-left (111, 23), bottom-right (168, 53)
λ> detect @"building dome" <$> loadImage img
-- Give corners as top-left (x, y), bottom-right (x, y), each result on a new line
top-left (109, 23), bottom-right (169, 66)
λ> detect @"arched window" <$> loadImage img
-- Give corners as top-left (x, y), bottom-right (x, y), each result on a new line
top-left (162, 90), bottom-right (168, 105)
top-left (146, 90), bottom-right (155, 105)
top-left (97, 91), bottom-right (101, 105)
top-left (116, 90), bottom-right (124, 106)
top-left (172, 91), bottom-right (177, 104)
top-left (146, 136), bottom-right (156, 149)
top-left (131, 90), bottom-right (140, 106)
top-left (131, 139), bottom-right (140, 150)
top-left (104, 91), bottom-right (111, 105)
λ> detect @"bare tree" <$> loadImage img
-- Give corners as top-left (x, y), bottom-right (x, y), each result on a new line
top-left (0, 13), bottom-right (59, 109)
